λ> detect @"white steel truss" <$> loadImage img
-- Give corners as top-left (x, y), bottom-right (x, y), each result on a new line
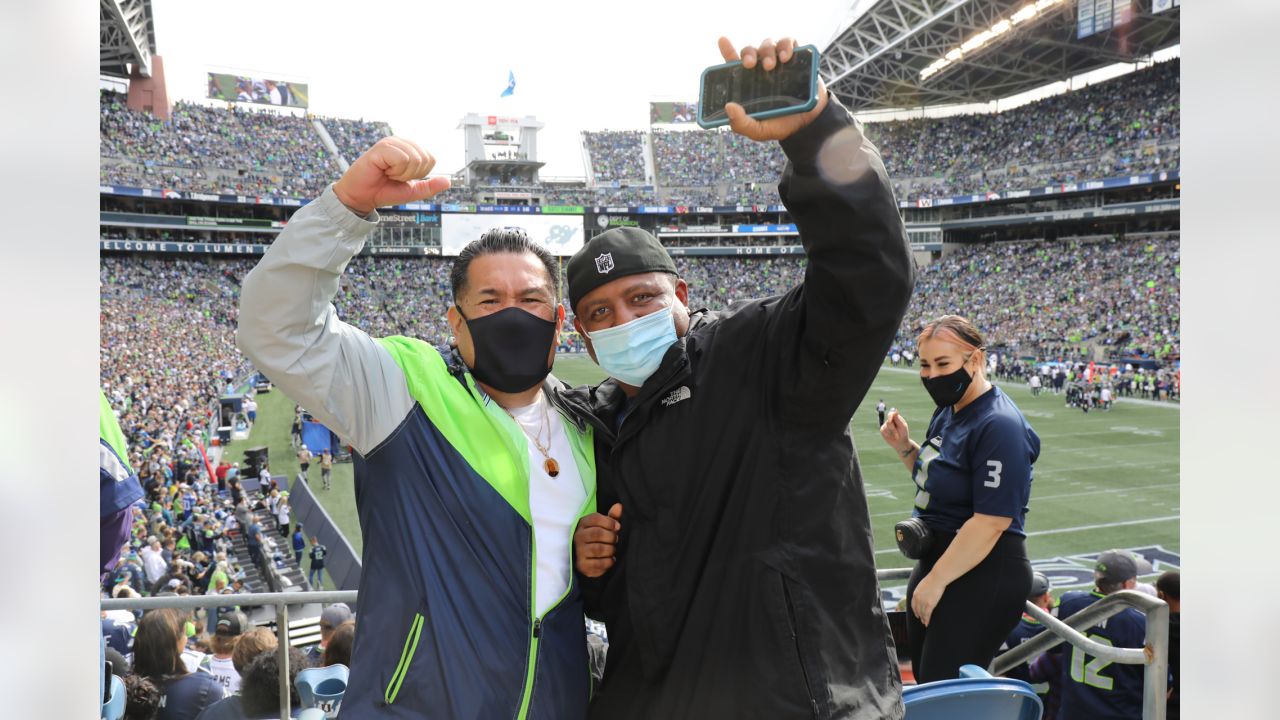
top-left (100, 0), bottom-right (154, 78)
top-left (820, 0), bottom-right (1179, 111)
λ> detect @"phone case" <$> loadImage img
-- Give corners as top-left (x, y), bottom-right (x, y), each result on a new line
top-left (696, 44), bottom-right (820, 129)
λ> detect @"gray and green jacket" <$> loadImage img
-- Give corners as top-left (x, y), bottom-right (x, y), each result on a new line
top-left (236, 187), bottom-right (597, 719)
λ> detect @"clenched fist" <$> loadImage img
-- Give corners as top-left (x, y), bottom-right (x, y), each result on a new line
top-left (332, 137), bottom-right (451, 216)
top-left (574, 503), bottom-right (623, 578)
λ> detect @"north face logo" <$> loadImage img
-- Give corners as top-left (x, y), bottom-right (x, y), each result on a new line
top-left (661, 386), bottom-right (691, 407)
top-left (595, 253), bottom-right (615, 274)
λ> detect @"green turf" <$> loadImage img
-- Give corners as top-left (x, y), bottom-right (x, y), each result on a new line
top-left (239, 354), bottom-right (1179, 590)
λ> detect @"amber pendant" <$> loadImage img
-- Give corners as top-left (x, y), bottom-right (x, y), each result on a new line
top-left (544, 458), bottom-right (560, 478)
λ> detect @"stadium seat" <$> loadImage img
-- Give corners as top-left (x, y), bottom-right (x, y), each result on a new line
top-left (296, 663), bottom-right (348, 718)
top-left (102, 673), bottom-right (126, 720)
top-left (902, 664), bottom-right (1042, 720)
top-left (297, 710), bottom-right (328, 720)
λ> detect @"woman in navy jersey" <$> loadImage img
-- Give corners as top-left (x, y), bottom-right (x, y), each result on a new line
top-left (133, 608), bottom-right (225, 720)
top-left (880, 315), bottom-right (1040, 682)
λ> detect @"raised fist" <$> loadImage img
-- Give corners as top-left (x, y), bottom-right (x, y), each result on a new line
top-left (332, 137), bottom-right (451, 215)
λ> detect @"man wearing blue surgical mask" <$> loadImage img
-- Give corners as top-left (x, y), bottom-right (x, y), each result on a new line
top-left (558, 35), bottom-right (915, 719)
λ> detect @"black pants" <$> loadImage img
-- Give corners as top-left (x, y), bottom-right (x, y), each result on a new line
top-left (905, 528), bottom-right (1032, 683)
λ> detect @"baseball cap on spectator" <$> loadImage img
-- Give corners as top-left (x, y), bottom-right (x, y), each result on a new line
top-left (1028, 571), bottom-right (1051, 599)
top-left (167, 578), bottom-right (182, 589)
top-left (1094, 550), bottom-right (1139, 584)
top-left (217, 610), bottom-right (250, 636)
top-left (566, 227), bottom-right (678, 312)
top-left (319, 603), bottom-right (353, 630)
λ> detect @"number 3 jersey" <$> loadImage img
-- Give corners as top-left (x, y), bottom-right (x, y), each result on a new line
top-left (911, 385), bottom-right (1040, 535)
top-left (1054, 590), bottom-right (1147, 720)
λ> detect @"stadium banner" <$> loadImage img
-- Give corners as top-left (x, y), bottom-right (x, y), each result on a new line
top-left (730, 223), bottom-right (798, 234)
top-left (186, 216), bottom-right (283, 228)
top-left (100, 240), bottom-right (441, 256)
top-left (377, 212), bottom-right (441, 227)
top-left (666, 245), bottom-right (805, 257)
top-left (1077, 0), bottom-right (1095, 38)
top-left (100, 240), bottom-right (269, 255)
top-left (441, 213), bottom-right (584, 257)
top-left (483, 116), bottom-right (520, 146)
top-left (650, 101), bottom-right (699, 124)
top-left (1093, 0), bottom-right (1113, 33)
top-left (1113, 0), bottom-right (1133, 26)
top-left (207, 72), bottom-right (308, 108)
top-left (898, 169), bottom-right (1180, 208)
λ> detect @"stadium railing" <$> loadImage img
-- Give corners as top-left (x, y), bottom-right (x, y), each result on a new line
top-left (101, 573), bottom-right (1169, 719)
top-left (103, 590), bottom-right (358, 719)
top-left (990, 589), bottom-right (1169, 720)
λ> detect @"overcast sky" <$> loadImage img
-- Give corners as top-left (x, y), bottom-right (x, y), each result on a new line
top-left (148, 0), bottom-right (872, 178)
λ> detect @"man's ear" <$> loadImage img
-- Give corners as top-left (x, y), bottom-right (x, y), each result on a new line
top-left (674, 277), bottom-right (689, 308)
top-left (446, 304), bottom-right (463, 342)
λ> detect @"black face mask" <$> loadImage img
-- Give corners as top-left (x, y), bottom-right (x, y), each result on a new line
top-left (457, 306), bottom-right (557, 393)
top-left (922, 365), bottom-right (973, 407)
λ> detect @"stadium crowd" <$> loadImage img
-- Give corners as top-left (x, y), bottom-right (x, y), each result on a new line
top-left (583, 130), bottom-right (647, 182)
top-left (321, 116), bottom-right (393, 166)
top-left (100, 59), bottom-right (1178, 208)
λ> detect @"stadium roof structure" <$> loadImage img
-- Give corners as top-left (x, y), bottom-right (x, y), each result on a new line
top-left (819, 0), bottom-right (1180, 111)
top-left (100, 0), bottom-right (156, 78)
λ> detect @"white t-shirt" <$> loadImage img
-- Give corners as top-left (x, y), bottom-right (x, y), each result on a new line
top-left (203, 654), bottom-right (241, 695)
top-left (506, 392), bottom-right (587, 617)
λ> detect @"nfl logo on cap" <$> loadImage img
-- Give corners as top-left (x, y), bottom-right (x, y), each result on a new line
top-left (595, 253), bottom-right (615, 274)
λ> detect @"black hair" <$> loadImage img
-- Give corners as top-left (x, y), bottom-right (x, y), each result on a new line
top-left (123, 674), bottom-right (162, 720)
top-left (239, 646), bottom-right (308, 715)
top-left (450, 228), bottom-right (561, 301)
top-left (1156, 571), bottom-right (1179, 601)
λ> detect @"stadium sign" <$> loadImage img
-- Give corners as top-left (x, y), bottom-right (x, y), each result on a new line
top-left (100, 240), bottom-right (268, 255)
top-left (665, 246), bottom-right (805, 257)
top-left (896, 169), bottom-right (1181, 209)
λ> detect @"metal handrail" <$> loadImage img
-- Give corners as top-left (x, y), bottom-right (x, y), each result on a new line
top-left (103, 591), bottom-right (358, 719)
top-left (990, 589), bottom-right (1169, 720)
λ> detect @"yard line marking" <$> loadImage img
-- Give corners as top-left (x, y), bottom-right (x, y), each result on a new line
top-left (1026, 515), bottom-right (1179, 537)
top-left (867, 483), bottom-right (1180, 517)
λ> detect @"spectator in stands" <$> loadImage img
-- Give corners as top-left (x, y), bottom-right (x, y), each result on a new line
top-left (998, 571), bottom-right (1059, 718)
top-left (236, 647), bottom-right (309, 719)
top-left (200, 611), bottom-right (249, 696)
top-left (879, 315), bottom-right (1039, 682)
top-left (1054, 550), bottom-right (1147, 719)
top-left (307, 536), bottom-right (327, 590)
top-left (1157, 571), bottom-right (1180, 720)
top-left (237, 136), bottom-right (600, 719)
top-left (321, 620), bottom-right (356, 668)
top-left (306, 603), bottom-right (353, 664)
top-left (568, 36), bottom-right (910, 718)
top-left (245, 515), bottom-right (265, 569)
top-left (102, 390), bottom-right (146, 582)
top-left (140, 539), bottom-right (168, 587)
top-left (231, 628), bottom-right (277, 679)
top-left (133, 607), bottom-right (226, 719)
top-left (124, 674), bottom-right (163, 720)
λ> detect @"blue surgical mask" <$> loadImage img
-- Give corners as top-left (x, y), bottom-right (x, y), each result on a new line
top-left (587, 305), bottom-right (678, 387)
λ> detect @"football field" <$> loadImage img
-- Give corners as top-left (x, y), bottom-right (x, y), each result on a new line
top-left (228, 354), bottom-right (1180, 597)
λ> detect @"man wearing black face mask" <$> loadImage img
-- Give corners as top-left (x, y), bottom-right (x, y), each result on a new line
top-left (237, 137), bottom-right (599, 719)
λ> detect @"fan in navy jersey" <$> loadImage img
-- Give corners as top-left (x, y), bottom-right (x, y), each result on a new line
top-left (1055, 550), bottom-right (1147, 720)
top-left (133, 608), bottom-right (225, 720)
top-left (879, 314), bottom-right (1040, 682)
top-left (997, 571), bottom-right (1059, 718)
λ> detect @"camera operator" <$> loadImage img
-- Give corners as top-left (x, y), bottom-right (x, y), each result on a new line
top-left (879, 315), bottom-right (1040, 682)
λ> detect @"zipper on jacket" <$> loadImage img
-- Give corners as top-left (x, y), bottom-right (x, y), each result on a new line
top-left (383, 612), bottom-right (424, 705)
top-left (781, 578), bottom-right (821, 719)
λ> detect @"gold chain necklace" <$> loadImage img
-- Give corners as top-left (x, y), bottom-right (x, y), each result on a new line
top-left (501, 394), bottom-right (561, 478)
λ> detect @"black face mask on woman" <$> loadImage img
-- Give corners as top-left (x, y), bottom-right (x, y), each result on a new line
top-left (921, 364), bottom-right (973, 407)
top-left (456, 306), bottom-right (557, 393)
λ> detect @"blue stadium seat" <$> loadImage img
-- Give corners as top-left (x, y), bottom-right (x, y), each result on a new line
top-left (902, 664), bottom-right (1042, 720)
top-left (296, 664), bottom-right (348, 718)
top-left (297, 710), bottom-right (328, 720)
top-left (102, 674), bottom-right (126, 720)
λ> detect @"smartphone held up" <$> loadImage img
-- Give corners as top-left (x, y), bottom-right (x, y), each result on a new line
top-left (697, 44), bottom-right (820, 129)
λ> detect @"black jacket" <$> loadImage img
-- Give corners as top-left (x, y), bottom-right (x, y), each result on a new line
top-left (557, 98), bottom-right (915, 719)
